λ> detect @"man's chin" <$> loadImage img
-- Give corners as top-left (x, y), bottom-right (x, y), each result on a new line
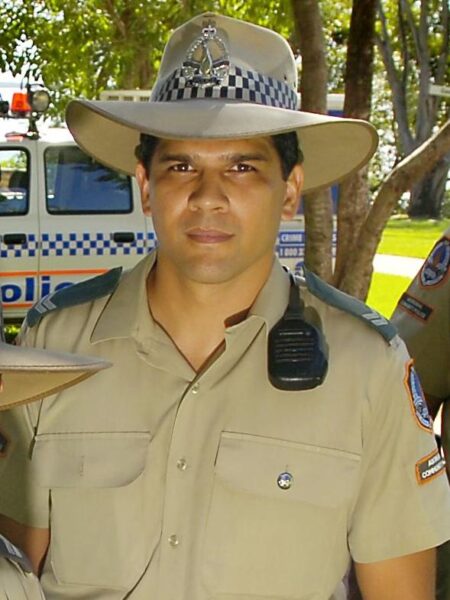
top-left (179, 258), bottom-right (244, 286)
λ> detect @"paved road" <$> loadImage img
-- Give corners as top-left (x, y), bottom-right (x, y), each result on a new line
top-left (373, 254), bottom-right (423, 277)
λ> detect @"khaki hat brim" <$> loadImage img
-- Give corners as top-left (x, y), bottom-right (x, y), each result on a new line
top-left (0, 343), bottom-right (111, 410)
top-left (66, 99), bottom-right (378, 194)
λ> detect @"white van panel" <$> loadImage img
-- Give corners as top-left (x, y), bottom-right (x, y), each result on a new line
top-left (0, 143), bottom-right (39, 318)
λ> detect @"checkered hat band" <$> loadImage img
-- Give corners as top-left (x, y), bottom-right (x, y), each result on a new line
top-left (154, 65), bottom-right (299, 111)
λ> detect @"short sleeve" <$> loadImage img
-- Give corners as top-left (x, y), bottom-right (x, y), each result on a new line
top-left (348, 340), bottom-right (450, 563)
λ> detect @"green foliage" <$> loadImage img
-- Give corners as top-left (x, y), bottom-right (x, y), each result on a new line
top-left (0, 0), bottom-right (355, 119)
top-left (1, 0), bottom-right (446, 214)
top-left (4, 323), bottom-right (20, 343)
top-left (0, 0), bottom-right (297, 118)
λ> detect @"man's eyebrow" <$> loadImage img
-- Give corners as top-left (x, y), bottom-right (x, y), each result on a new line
top-left (156, 152), bottom-right (192, 163)
top-left (155, 151), bottom-right (270, 163)
top-left (225, 152), bottom-right (269, 162)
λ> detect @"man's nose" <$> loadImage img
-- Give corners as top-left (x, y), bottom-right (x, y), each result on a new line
top-left (188, 173), bottom-right (228, 211)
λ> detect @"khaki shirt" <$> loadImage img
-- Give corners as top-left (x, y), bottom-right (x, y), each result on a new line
top-left (0, 535), bottom-right (44, 600)
top-left (1, 252), bottom-right (449, 600)
top-left (392, 228), bottom-right (450, 476)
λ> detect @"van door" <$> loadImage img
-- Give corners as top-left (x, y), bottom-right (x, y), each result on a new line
top-left (0, 143), bottom-right (39, 320)
top-left (37, 142), bottom-right (154, 298)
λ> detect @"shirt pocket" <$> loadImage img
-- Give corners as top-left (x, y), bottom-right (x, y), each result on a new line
top-left (32, 431), bottom-right (151, 591)
top-left (203, 431), bottom-right (361, 600)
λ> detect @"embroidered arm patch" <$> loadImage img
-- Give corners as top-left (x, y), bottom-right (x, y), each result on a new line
top-left (397, 293), bottom-right (433, 323)
top-left (404, 360), bottom-right (433, 433)
top-left (419, 235), bottom-right (450, 288)
top-left (416, 449), bottom-right (446, 484)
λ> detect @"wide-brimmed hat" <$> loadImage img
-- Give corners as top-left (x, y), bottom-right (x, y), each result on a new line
top-left (0, 341), bottom-right (111, 410)
top-left (66, 12), bottom-right (378, 194)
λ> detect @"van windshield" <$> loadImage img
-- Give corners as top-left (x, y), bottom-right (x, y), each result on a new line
top-left (0, 148), bottom-right (29, 216)
top-left (45, 145), bottom-right (132, 214)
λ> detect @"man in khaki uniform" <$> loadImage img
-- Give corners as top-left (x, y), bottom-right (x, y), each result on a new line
top-left (0, 12), bottom-right (449, 600)
top-left (392, 228), bottom-right (450, 600)
top-left (0, 313), bottom-right (110, 599)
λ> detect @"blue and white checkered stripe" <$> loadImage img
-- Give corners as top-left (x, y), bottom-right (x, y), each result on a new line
top-left (0, 232), bottom-right (156, 258)
top-left (154, 65), bottom-right (299, 111)
top-left (0, 234), bottom-right (39, 258)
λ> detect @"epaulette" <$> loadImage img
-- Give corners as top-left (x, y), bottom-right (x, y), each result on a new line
top-left (303, 267), bottom-right (397, 344)
top-left (27, 267), bottom-right (123, 329)
top-left (0, 534), bottom-right (33, 572)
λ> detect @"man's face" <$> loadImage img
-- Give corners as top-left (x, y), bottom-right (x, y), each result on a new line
top-left (136, 137), bottom-right (303, 287)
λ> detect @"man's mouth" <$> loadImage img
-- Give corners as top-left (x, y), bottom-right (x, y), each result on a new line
top-left (186, 228), bottom-right (234, 244)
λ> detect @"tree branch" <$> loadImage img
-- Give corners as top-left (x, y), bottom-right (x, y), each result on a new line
top-left (340, 120), bottom-right (450, 297)
top-left (376, 0), bottom-right (414, 153)
top-left (397, 0), bottom-right (410, 92)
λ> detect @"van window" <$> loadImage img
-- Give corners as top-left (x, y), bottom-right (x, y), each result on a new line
top-left (0, 149), bottom-right (29, 216)
top-left (45, 146), bottom-right (132, 214)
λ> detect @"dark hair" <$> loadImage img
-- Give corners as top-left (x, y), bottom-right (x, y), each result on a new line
top-left (135, 130), bottom-right (303, 180)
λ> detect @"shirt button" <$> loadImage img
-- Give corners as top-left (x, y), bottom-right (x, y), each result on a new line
top-left (176, 458), bottom-right (188, 471)
top-left (191, 383), bottom-right (200, 394)
top-left (277, 472), bottom-right (294, 490)
top-left (168, 534), bottom-right (180, 547)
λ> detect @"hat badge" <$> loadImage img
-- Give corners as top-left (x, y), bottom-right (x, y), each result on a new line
top-left (182, 21), bottom-right (230, 88)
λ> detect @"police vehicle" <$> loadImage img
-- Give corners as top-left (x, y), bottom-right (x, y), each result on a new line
top-left (0, 87), bottom-right (312, 322)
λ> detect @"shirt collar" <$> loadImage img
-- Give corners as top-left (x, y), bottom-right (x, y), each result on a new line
top-left (91, 252), bottom-right (157, 343)
top-left (247, 258), bottom-right (291, 329)
top-left (91, 252), bottom-right (291, 343)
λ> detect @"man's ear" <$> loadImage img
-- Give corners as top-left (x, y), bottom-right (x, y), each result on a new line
top-left (135, 163), bottom-right (151, 216)
top-left (281, 164), bottom-right (304, 221)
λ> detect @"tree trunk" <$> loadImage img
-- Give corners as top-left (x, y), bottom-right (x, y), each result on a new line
top-left (333, 0), bottom-right (376, 291)
top-left (303, 191), bottom-right (334, 282)
top-left (291, 0), bottom-right (333, 281)
top-left (408, 158), bottom-right (450, 218)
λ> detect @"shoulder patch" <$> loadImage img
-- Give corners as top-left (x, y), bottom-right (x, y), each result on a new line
top-left (419, 235), bottom-right (450, 288)
top-left (303, 267), bottom-right (397, 343)
top-left (26, 267), bottom-right (123, 329)
top-left (0, 534), bottom-right (33, 572)
top-left (415, 449), bottom-right (446, 485)
top-left (404, 360), bottom-right (433, 433)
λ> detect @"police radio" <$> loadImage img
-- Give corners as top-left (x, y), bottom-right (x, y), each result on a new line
top-left (268, 275), bottom-right (328, 391)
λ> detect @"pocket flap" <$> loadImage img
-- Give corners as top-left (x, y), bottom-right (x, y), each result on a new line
top-left (32, 431), bottom-right (151, 488)
top-left (216, 432), bottom-right (360, 507)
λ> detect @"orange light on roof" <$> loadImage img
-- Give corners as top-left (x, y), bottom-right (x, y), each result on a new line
top-left (11, 92), bottom-right (31, 115)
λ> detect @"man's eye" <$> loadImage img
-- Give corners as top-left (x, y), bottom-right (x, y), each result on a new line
top-left (171, 163), bottom-right (192, 172)
top-left (232, 163), bottom-right (255, 172)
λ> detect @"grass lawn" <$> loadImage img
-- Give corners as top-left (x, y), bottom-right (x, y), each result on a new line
top-left (367, 272), bottom-right (413, 318)
top-left (377, 216), bottom-right (450, 258)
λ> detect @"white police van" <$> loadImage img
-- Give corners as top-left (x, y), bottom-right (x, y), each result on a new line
top-left (0, 87), bottom-right (312, 322)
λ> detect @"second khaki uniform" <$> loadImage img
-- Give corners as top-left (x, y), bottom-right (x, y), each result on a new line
top-left (392, 227), bottom-right (450, 600)
top-left (1, 252), bottom-right (449, 600)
